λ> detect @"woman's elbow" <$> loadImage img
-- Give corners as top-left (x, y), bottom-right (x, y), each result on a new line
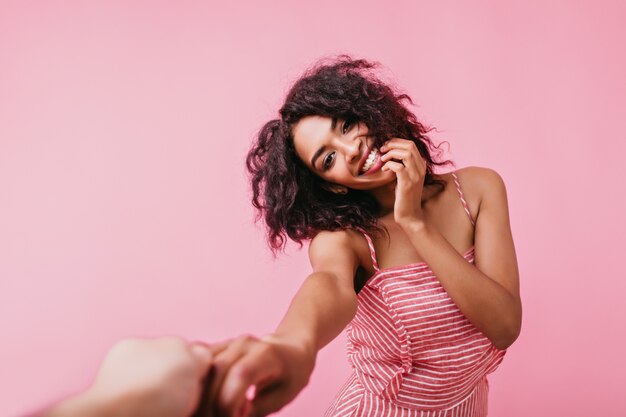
top-left (493, 309), bottom-right (522, 350)
top-left (493, 328), bottom-right (520, 350)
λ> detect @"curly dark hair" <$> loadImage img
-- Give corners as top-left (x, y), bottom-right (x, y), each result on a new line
top-left (246, 55), bottom-right (454, 253)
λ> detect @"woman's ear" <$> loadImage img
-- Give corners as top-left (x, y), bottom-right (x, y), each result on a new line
top-left (322, 183), bottom-right (349, 195)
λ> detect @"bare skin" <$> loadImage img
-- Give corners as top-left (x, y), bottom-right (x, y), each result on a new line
top-left (38, 337), bottom-right (214, 417)
top-left (207, 115), bottom-right (521, 417)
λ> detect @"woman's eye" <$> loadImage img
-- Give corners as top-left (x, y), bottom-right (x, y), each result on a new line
top-left (342, 119), bottom-right (352, 134)
top-left (323, 152), bottom-right (335, 170)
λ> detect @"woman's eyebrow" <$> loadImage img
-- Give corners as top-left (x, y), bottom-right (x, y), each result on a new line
top-left (311, 145), bottom-right (326, 168)
top-left (310, 117), bottom-right (338, 168)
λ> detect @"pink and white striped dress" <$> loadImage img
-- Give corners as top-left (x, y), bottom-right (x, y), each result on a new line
top-left (325, 171), bottom-right (506, 417)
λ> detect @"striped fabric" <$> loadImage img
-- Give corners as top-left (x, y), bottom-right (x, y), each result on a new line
top-left (451, 172), bottom-right (476, 228)
top-left (325, 171), bottom-right (506, 417)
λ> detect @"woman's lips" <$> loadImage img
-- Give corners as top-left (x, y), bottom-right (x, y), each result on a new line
top-left (357, 146), bottom-right (372, 174)
top-left (359, 147), bottom-right (378, 173)
top-left (361, 151), bottom-right (384, 175)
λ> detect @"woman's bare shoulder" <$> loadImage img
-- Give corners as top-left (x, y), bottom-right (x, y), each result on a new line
top-left (452, 165), bottom-right (505, 181)
top-left (309, 229), bottom-right (366, 257)
top-left (450, 166), bottom-right (507, 203)
top-left (308, 229), bottom-right (370, 273)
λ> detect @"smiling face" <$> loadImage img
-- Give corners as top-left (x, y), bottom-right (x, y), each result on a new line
top-left (292, 115), bottom-right (396, 191)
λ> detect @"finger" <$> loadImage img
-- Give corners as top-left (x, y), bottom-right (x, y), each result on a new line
top-left (380, 148), bottom-right (409, 159)
top-left (381, 138), bottom-right (416, 151)
top-left (380, 149), bottom-right (414, 166)
top-left (206, 339), bottom-right (251, 416)
top-left (208, 339), bottom-right (232, 356)
top-left (191, 370), bottom-right (216, 417)
top-left (188, 342), bottom-right (214, 376)
top-left (219, 345), bottom-right (284, 417)
top-left (381, 141), bottom-right (422, 172)
top-left (383, 149), bottom-right (426, 182)
top-left (186, 341), bottom-right (216, 417)
top-left (382, 161), bottom-right (412, 188)
top-left (248, 382), bottom-right (296, 417)
top-left (381, 160), bottom-right (406, 174)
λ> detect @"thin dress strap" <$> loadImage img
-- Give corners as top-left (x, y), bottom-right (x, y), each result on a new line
top-left (451, 171), bottom-right (476, 227)
top-left (361, 231), bottom-right (380, 272)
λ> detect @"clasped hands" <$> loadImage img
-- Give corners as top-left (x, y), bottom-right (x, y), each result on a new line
top-left (42, 335), bottom-right (314, 417)
top-left (42, 139), bottom-right (428, 417)
top-left (201, 334), bottom-right (315, 417)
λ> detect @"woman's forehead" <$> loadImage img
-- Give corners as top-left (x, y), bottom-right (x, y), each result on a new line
top-left (292, 115), bottom-right (333, 155)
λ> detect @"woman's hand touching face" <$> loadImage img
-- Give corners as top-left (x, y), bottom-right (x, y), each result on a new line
top-left (380, 138), bottom-right (428, 226)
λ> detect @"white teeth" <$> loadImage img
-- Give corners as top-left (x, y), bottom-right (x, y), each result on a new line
top-left (360, 148), bottom-right (378, 174)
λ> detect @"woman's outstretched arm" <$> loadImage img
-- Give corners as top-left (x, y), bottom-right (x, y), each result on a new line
top-left (207, 230), bottom-right (360, 417)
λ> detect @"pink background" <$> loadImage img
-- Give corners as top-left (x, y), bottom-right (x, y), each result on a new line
top-left (1, 1), bottom-right (625, 416)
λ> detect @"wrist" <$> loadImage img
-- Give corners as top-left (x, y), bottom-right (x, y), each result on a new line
top-left (398, 217), bottom-right (427, 233)
top-left (78, 387), bottom-right (139, 417)
top-left (261, 333), bottom-right (317, 373)
top-left (43, 389), bottom-right (127, 417)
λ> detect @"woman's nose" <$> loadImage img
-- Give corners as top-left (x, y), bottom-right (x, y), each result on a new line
top-left (340, 139), bottom-right (360, 163)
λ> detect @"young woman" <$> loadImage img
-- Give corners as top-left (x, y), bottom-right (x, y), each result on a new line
top-left (207, 56), bottom-right (521, 417)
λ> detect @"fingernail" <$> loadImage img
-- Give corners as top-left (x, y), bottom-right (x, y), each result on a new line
top-left (190, 343), bottom-right (212, 361)
top-left (245, 385), bottom-right (257, 401)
